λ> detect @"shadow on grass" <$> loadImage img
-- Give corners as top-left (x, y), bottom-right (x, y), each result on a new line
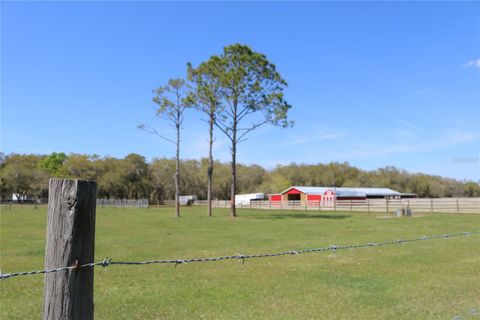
top-left (253, 213), bottom-right (351, 220)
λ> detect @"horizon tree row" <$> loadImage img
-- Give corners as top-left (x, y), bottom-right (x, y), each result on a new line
top-left (1, 152), bottom-right (479, 203)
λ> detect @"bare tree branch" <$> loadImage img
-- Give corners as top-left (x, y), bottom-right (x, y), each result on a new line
top-left (237, 120), bottom-right (270, 142)
top-left (137, 124), bottom-right (176, 145)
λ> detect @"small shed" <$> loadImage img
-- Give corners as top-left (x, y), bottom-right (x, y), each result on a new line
top-left (179, 195), bottom-right (197, 206)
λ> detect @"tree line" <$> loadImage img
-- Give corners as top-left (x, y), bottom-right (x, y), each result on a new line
top-left (1, 152), bottom-right (479, 203)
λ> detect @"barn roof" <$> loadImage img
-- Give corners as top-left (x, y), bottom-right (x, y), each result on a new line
top-left (282, 186), bottom-right (401, 197)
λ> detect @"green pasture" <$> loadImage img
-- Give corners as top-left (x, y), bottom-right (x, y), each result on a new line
top-left (1, 206), bottom-right (479, 319)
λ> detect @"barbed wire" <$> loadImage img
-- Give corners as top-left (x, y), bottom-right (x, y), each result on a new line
top-left (1, 231), bottom-right (478, 280)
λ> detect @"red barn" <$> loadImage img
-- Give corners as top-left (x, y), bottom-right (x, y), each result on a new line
top-left (269, 186), bottom-right (402, 207)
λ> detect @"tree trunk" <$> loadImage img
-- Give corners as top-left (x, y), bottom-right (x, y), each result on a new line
top-left (207, 112), bottom-right (214, 217)
top-left (230, 108), bottom-right (237, 218)
top-left (230, 146), bottom-right (236, 217)
top-left (175, 121), bottom-right (180, 218)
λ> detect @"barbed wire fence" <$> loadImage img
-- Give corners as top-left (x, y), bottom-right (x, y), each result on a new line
top-left (5, 179), bottom-right (479, 320)
top-left (2, 231), bottom-right (478, 281)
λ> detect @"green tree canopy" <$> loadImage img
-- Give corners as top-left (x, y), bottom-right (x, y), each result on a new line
top-left (39, 152), bottom-right (68, 175)
top-left (202, 44), bottom-right (293, 217)
top-left (0, 154), bottom-right (48, 199)
top-left (140, 78), bottom-right (193, 217)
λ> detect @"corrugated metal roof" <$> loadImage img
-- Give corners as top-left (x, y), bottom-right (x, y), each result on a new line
top-left (282, 186), bottom-right (401, 197)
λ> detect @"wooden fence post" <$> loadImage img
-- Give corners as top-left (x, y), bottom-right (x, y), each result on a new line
top-left (43, 178), bottom-right (96, 320)
top-left (456, 198), bottom-right (459, 213)
top-left (386, 198), bottom-right (389, 213)
top-left (367, 199), bottom-right (370, 213)
top-left (430, 199), bottom-right (433, 214)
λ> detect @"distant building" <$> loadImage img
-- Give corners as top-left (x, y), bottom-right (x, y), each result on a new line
top-left (12, 193), bottom-right (28, 201)
top-left (179, 195), bottom-right (197, 206)
top-left (269, 186), bottom-right (415, 207)
top-left (10, 193), bottom-right (35, 203)
top-left (235, 193), bottom-right (266, 205)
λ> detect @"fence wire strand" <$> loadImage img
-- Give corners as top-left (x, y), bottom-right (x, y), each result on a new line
top-left (1, 231), bottom-right (478, 280)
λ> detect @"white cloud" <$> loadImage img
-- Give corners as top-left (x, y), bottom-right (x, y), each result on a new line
top-left (317, 132), bottom-right (345, 140)
top-left (441, 129), bottom-right (479, 145)
top-left (318, 129), bottom-right (479, 161)
top-left (462, 58), bottom-right (480, 68)
top-left (285, 133), bottom-right (345, 146)
top-left (383, 114), bottom-right (423, 132)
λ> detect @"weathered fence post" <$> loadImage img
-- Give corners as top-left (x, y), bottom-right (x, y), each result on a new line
top-left (386, 198), bottom-right (389, 213)
top-left (367, 199), bottom-right (370, 213)
top-left (456, 198), bottom-right (459, 213)
top-left (430, 199), bottom-right (434, 214)
top-left (43, 178), bottom-right (96, 320)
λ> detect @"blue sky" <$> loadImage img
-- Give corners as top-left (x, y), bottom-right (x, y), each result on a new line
top-left (1, 1), bottom-right (479, 181)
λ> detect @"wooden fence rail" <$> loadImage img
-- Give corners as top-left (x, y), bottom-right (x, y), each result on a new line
top-left (96, 199), bottom-right (148, 208)
top-left (193, 198), bottom-right (480, 214)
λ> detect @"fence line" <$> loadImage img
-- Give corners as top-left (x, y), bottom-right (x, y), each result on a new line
top-left (96, 198), bottom-right (149, 208)
top-left (19, 179), bottom-right (477, 320)
top-left (193, 198), bottom-right (480, 214)
top-left (1, 231), bottom-right (477, 281)
top-left (4, 198), bottom-right (478, 213)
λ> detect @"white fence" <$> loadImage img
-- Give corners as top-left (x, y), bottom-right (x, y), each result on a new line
top-left (194, 198), bottom-right (480, 214)
top-left (96, 199), bottom-right (149, 208)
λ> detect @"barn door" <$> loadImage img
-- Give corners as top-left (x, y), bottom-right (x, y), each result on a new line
top-left (323, 190), bottom-right (335, 207)
top-left (324, 195), bottom-right (334, 207)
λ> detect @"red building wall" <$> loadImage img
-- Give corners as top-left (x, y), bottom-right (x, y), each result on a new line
top-left (270, 194), bottom-right (282, 202)
top-left (270, 187), bottom-right (368, 207)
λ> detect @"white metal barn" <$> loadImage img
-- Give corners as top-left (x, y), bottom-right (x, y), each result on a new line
top-left (235, 193), bottom-right (266, 205)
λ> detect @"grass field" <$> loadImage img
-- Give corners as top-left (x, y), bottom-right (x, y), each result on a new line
top-left (1, 206), bottom-right (479, 319)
